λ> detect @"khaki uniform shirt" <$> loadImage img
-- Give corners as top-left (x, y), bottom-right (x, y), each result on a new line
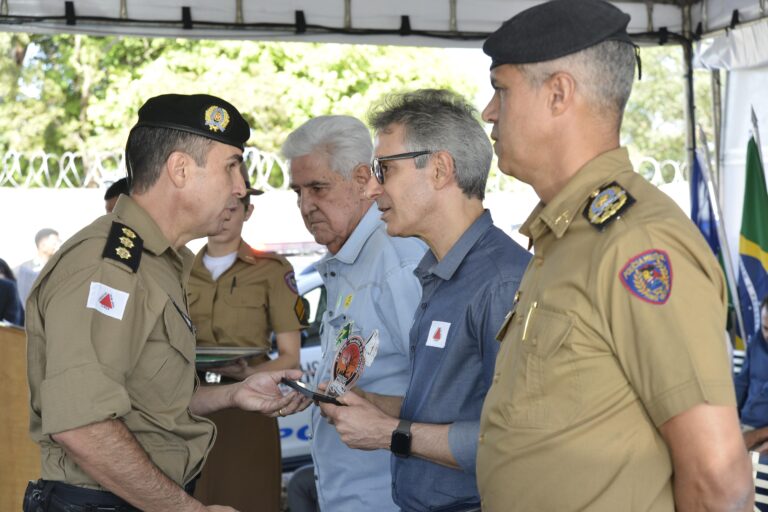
top-left (26, 196), bottom-right (214, 488)
top-left (187, 241), bottom-right (305, 356)
top-left (477, 148), bottom-right (735, 511)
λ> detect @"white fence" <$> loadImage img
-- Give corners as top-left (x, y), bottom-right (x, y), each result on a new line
top-left (0, 149), bottom-right (688, 191)
top-left (0, 148), bottom-right (292, 190)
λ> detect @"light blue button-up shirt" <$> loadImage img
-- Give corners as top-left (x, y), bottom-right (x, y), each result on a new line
top-left (311, 205), bottom-right (426, 512)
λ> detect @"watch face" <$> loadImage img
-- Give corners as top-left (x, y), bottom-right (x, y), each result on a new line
top-left (391, 429), bottom-right (411, 458)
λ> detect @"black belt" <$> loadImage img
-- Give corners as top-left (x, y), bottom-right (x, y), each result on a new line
top-left (25, 479), bottom-right (198, 511)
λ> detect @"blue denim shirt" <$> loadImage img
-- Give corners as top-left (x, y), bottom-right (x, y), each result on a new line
top-left (735, 330), bottom-right (768, 427)
top-left (311, 205), bottom-right (426, 512)
top-left (392, 210), bottom-right (531, 512)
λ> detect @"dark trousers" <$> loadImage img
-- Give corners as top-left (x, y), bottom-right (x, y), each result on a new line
top-left (23, 479), bottom-right (197, 511)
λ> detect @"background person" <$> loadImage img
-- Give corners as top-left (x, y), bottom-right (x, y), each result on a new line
top-left (320, 89), bottom-right (530, 512)
top-left (735, 296), bottom-right (768, 453)
top-left (188, 166), bottom-right (305, 512)
top-left (24, 93), bottom-right (305, 512)
top-left (477, 1), bottom-right (753, 510)
top-left (15, 227), bottom-right (60, 307)
top-left (0, 257), bottom-right (23, 325)
top-left (104, 177), bottom-right (129, 213)
top-left (283, 114), bottom-right (426, 512)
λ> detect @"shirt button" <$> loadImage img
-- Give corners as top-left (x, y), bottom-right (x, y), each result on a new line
top-left (330, 271), bottom-right (336, 277)
top-left (421, 303), bottom-right (427, 309)
top-left (493, 373), bottom-right (500, 384)
top-left (478, 434), bottom-right (485, 444)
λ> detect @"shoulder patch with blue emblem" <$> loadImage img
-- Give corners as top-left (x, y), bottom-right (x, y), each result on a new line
top-left (102, 221), bottom-right (143, 273)
top-left (619, 249), bottom-right (672, 304)
top-left (583, 181), bottom-right (635, 231)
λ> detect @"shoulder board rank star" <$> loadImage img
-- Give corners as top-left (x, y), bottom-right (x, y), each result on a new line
top-left (103, 221), bottom-right (144, 272)
top-left (582, 181), bottom-right (636, 231)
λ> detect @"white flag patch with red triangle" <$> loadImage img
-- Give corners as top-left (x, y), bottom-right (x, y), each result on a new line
top-left (86, 282), bottom-right (130, 320)
top-left (425, 320), bottom-right (450, 348)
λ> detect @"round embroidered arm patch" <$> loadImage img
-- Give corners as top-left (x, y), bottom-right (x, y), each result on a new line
top-left (619, 249), bottom-right (673, 304)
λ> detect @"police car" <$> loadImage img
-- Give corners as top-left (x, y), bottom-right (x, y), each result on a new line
top-left (276, 263), bottom-right (325, 471)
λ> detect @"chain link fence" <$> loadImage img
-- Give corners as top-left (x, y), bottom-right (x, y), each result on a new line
top-left (0, 149), bottom-right (688, 191)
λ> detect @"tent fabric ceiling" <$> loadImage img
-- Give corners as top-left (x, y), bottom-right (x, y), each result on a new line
top-left (0, 0), bottom-right (764, 47)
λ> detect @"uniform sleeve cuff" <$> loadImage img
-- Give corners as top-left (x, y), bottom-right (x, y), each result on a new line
top-left (41, 364), bottom-right (131, 434)
top-left (448, 420), bottom-right (479, 473)
top-left (647, 378), bottom-right (737, 427)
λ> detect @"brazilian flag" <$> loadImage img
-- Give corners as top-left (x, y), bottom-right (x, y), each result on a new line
top-left (737, 136), bottom-right (768, 344)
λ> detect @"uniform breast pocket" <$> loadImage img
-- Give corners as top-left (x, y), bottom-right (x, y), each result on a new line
top-left (129, 305), bottom-right (196, 410)
top-left (222, 284), bottom-right (269, 338)
top-left (505, 306), bottom-right (581, 430)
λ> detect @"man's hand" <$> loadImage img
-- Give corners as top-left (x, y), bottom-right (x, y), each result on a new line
top-left (319, 391), bottom-right (398, 450)
top-left (744, 426), bottom-right (768, 453)
top-left (206, 506), bottom-right (238, 511)
top-left (232, 368), bottom-right (308, 417)
top-left (191, 368), bottom-right (307, 416)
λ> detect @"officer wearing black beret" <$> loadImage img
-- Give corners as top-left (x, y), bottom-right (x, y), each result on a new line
top-left (477, 1), bottom-right (754, 510)
top-left (24, 93), bottom-right (308, 512)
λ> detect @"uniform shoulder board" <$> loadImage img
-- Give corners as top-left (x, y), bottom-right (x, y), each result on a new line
top-left (102, 222), bottom-right (143, 272)
top-left (244, 249), bottom-right (288, 265)
top-left (582, 181), bottom-right (636, 232)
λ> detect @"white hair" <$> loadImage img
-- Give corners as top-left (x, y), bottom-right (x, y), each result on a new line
top-left (281, 115), bottom-right (373, 179)
top-left (518, 40), bottom-right (636, 120)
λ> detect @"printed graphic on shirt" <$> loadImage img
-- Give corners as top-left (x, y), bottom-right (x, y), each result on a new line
top-left (619, 249), bottom-right (673, 304)
top-left (426, 320), bottom-right (451, 348)
top-left (284, 271), bottom-right (298, 294)
top-left (328, 325), bottom-right (365, 395)
top-left (343, 294), bottom-right (353, 309)
top-left (86, 282), bottom-right (130, 320)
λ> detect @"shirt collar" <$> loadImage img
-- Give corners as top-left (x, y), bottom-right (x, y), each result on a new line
top-left (321, 204), bottom-right (381, 266)
top-left (520, 147), bottom-right (633, 242)
top-left (113, 195), bottom-right (172, 256)
top-left (113, 195), bottom-right (192, 275)
top-left (417, 210), bottom-right (494, 281)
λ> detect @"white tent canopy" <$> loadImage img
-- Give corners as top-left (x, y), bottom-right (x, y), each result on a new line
top-left (0, 0), bottom-right (765, 46)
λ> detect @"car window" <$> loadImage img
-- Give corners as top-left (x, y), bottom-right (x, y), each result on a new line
top-left (300, 284), bottom-right (326, 347)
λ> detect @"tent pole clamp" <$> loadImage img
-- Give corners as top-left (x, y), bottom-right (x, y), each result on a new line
top-left (119, 0), bottom-right (127, 19)
top-left (450, 0), bottom-right (457, 33)
top-left (344, 0), bottom-right (351, 30)
top-left (1, 0), bottom-right (8, 16)
top-left (235, 0), bottom-right (243, 24)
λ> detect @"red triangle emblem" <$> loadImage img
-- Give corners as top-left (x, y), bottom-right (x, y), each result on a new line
top-left (99, 293), bottom-right (114, 310)
top-left (433, 327), bottom-right (441, 341)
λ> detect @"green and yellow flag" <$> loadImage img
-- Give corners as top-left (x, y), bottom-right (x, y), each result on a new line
top-left (737, 136), bottom-right (768, 344)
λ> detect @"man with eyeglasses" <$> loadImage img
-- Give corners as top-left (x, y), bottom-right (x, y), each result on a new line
top-left (282, 115), bottom-right (426, 512)
top-left (320, 89), bottom-right (530, 512)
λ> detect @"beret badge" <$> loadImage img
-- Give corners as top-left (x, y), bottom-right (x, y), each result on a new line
top-left (205, 105), bottom-right (230, 133)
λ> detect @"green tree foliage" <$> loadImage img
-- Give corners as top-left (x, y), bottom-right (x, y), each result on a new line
top-left (0, 34), bottom-right (477, 159)
top-left (622, 45), bottom-right (714, 165)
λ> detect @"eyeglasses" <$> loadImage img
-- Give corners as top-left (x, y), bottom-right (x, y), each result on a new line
top-left (371, 150), bottom-right (433, 184)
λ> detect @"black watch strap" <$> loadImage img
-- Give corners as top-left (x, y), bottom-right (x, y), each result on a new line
top-left (391, 419), bottom-right (412, 458)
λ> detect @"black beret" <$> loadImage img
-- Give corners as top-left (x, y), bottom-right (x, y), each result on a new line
top-left (484, 0), bottom-right (633, 69)
top-left (135, 93), bottom-right (250, 150)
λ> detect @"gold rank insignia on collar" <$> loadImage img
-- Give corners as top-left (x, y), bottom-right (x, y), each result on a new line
top-left (103, 221), bottom-right (144, 272)
top-left (583, 181), bottom-right (635, 232)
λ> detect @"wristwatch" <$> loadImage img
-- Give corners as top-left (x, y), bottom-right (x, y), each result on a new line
top-left (390, 419), bottom-right (412, 458)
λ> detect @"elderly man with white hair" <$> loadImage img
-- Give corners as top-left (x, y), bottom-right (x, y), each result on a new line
top-left (283, 115), bottom-right (426, 512)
